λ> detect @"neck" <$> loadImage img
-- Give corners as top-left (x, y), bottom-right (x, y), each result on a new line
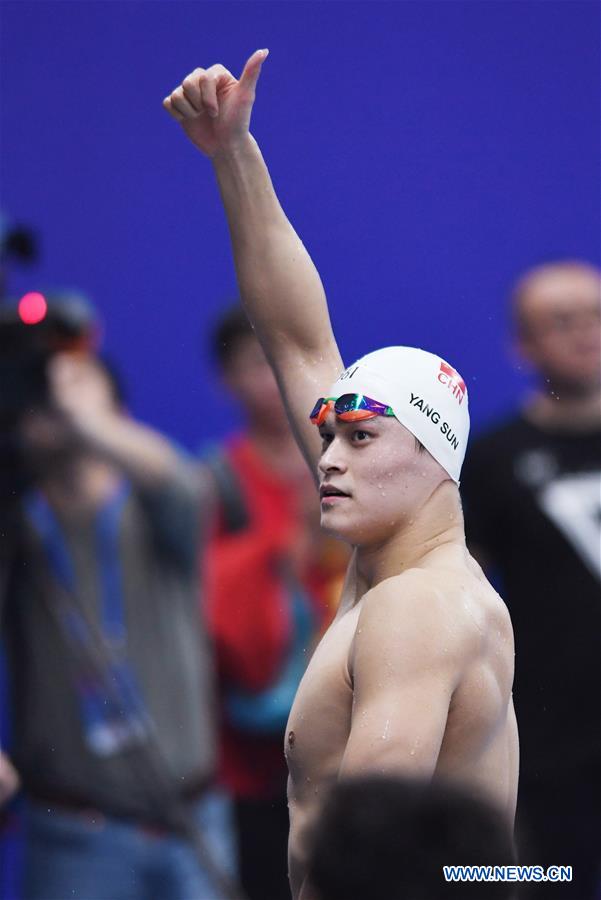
top-left (37, 455), bottom-right (121, 517)
top-left (524, 384), bottom-right (601, 430)
top-left (354, 480), bottom-right (466, 594)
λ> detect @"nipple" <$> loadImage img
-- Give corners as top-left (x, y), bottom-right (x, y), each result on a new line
top-left (288, 730), bottom-right (296, 748)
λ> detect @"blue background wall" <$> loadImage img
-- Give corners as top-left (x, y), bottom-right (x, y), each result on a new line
top-left (2, 0), bottom-right (599, 448)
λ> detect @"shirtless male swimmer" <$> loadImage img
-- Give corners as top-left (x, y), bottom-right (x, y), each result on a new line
top-left (164, 50), bottom-right (519, 899)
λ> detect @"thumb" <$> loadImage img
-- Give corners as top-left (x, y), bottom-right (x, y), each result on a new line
top-left (239, 48), bottom-right (269, 92)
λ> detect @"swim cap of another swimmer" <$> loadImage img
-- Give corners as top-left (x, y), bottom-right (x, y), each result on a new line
top-left (325, 347), bottom-right (470, 484)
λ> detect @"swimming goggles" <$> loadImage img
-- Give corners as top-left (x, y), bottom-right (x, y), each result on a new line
top-left (309, 393), bottom-right (395, 427)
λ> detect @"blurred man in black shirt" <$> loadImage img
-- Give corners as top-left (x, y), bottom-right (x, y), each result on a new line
top-left (461, 261), bottom-right (601, 899)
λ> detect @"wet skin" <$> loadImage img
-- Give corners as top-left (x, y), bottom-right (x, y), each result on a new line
top-left (284, 417), bottom-right (519, 899)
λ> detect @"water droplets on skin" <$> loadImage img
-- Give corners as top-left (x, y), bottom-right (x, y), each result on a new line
top-left (381, 719), bottom-right (390, 741)
top-left (409, 735), bottom-right (422, 757)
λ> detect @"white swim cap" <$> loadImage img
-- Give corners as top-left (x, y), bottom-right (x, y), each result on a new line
top-left (328, 347), bottom-right (470, 483)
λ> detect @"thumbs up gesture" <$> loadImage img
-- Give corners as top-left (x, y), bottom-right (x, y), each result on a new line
top-left (163, 49), bottom-right (269, 158)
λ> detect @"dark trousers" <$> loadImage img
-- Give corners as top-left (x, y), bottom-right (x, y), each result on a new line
top-left (234, 794), bottom-right (290, 900)
top-left (516, 762), bottom-right (601, 899)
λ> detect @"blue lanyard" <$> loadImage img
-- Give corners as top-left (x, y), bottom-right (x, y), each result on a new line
top-left (23, 482), bottom-right (152, 755)
top-left (24, 481), bottom-right (130, 643)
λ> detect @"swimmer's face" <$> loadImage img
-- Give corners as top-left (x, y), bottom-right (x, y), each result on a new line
top-left (316, 412), bottom-right (444, 544)
top-left (516, 265), bottom-right (601, 394)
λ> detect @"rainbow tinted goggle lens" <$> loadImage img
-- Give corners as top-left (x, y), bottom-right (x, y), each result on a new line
top-left (309, 393), bottom-right (395, 427)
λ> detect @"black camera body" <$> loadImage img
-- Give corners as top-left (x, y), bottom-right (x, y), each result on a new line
top-left (0, 294), bottom-right (98, 502)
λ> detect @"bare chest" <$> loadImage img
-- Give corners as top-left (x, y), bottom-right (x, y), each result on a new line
top-left (285, 604), bottom-right (361, 796)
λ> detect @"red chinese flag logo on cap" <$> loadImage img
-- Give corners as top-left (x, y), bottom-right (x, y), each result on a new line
top-left (437, 361), bottom-right (466, 405)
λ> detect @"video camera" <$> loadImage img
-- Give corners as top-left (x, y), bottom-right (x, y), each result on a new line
top-left (0, 293), bottom-right (99, 501)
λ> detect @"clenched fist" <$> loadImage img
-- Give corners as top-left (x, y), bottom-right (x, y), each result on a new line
top-left (163, 49), bottom-right (268, 157)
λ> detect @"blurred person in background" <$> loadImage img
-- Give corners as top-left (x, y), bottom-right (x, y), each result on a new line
top-left (461, 261), bottom-right (601, 898)
top-left (0, 753), bottom-right (20, 806)
top-left (202, 306), bottom-right (347, 900)
top-left (0, 751), bottom-right (22, 900)
top-left (305, 774), bottom-right (517, 900)
top-left (0, 297), bottom-right (238, 900)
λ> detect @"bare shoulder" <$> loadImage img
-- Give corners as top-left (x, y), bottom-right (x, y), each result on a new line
top-left (358, 567), bottom-right (470, 636)
top-left (354, 565), bottom-right (510, 672)
top-left (353, 570), bottom-right (470, 671)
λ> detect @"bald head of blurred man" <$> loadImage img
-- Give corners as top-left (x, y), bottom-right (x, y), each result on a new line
top-left (513, 261), bottom-right (601, 427)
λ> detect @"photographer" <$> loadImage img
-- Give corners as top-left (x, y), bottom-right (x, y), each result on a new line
top-left (0, 300), bottom-right (237, 900)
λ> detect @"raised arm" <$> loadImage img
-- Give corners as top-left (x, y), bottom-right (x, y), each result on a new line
top-left (164, 50), bottom-right (343, 475)
top-left (46, 353), bottom-right (209, 498)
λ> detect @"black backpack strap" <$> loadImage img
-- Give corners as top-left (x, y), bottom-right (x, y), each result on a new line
top-left (203, 448), bottom-right (250, 533)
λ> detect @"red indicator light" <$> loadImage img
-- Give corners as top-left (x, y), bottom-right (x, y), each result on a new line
top-left (18, 292), bottom-right (47, 325)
